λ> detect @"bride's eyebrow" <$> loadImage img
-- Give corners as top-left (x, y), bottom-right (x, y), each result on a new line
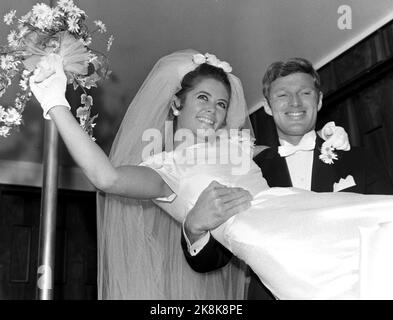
top-left (218, 98), bottom-right (229, 104)
top-left (196, 91), bottom-right (228, 104)
top-left (196, 90), bottom-right (211, 96)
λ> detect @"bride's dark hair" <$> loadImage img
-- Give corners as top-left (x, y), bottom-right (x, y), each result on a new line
top-left (175, 63), bottom-right (231, 104)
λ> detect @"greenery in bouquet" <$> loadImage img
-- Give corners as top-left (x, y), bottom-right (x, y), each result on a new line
top-left (0, 0), bottom-right (114, 139)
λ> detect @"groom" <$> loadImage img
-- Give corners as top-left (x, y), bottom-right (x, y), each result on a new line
top-left (181, 57), bottom-right (393, 299)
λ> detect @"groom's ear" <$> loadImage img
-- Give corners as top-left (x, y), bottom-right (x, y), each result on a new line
top-left (262, 97), bottom-right (273, 116)
top-left (317, 92), bottom-right (323, 112)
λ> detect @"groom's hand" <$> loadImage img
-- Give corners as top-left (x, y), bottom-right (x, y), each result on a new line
top-left (184, 181), bottom-right (252, 243)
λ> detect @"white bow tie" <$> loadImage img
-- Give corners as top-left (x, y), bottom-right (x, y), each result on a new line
top-left (278, 139), bottom-right (316, 157)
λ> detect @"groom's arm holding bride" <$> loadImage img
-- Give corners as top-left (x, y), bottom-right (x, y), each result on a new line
top-left (180, 123), bottom-right (361, 273)
top-left (181, 181), bottom-right (251, 272)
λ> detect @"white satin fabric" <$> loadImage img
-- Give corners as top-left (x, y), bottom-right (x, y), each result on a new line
top-left (142, 138), bottom-right (393, 300)
top-left (359, 221), bottom-right (393, 299)
top-left (222, 190), bottom-right (393, 299)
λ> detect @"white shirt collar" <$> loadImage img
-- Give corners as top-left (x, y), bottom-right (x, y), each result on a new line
top-left (279, 130), bottom-right (316, 147)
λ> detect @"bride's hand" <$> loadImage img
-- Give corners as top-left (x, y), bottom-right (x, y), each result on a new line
top-left (319, 121), bottom-right (351, 151)
top-left (184, 181), bottom-right (252, 243)
top-left (29, 53), bottom-right (71, 119)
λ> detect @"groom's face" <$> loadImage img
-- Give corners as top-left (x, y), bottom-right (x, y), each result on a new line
top-left (264, 72), bottom-right (322, 144)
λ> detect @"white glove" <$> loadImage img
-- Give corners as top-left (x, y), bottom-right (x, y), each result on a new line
top-left (320, 121), bottom-right (351, 151)
top-left (29, 53), bottom-right (70, 120)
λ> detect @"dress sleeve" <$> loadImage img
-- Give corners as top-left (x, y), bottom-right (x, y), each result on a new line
top-left (139, 152), bottom-right (180, 202)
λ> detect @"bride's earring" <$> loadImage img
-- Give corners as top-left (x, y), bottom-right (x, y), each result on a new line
top-left (171, 101), bottom-right (180, 116)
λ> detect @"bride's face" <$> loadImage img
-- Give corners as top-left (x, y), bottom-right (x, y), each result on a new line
top-left (176, 77), bottom-right (229, 138)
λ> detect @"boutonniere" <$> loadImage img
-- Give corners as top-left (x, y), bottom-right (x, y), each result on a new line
top-left (319, 142), bottom-right (338, 165)
top-left (318, 122), bottom-right (351, 165)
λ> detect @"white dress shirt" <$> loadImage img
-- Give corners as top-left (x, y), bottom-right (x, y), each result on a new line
top-left (279, 130), bottom-right (316, 191)
top-left (183, 222), bottom-right (211, 256)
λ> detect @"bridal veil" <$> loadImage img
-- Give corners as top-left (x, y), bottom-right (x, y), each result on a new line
top-left (96, 49), bottom-right (250, 299)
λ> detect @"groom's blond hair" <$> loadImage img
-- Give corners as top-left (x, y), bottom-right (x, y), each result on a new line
top-left (262, 57), bottom-right (321, 99)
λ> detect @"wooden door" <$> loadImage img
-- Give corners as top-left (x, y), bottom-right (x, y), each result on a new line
top-left (0, 185), bottom-right (97, 300)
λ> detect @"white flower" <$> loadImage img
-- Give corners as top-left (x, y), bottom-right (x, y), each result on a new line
top-left (107, 35), bottom-right (114, 52)
top-left (14, 97), bottom-right (23, 109)
top-left (82, 36), bottom-right (92, 46)
top-left (19, 12), bottom-right (32, 24)
top-left (51, 7), bottom-right (62, 20)
top-left (0, 54), bottom-right (19, 71)
top-left (94, 20), bottom-right (106, 33)
top-left (1, 55), bottom-right (10, 70)
top-left (7, 30), bottom-right (19, 49)
top-left (67, 16), bottom-right (80, 33)
top-left (4, 108), bottom-right (22, 125)
top-left (68, 6), bottom-right (86, 19)
top-left (32, 2), bottom-right (51, 16)
top-left (57, 0), bottom-right (75, 12)
top-left (4, 10), bottom-right (16, 25)
top-left (76, 105), bottom-right (89, 121)
top-left (319, 144), bottom-right (338, 165)
top-left (59, 0), bottom-right (86, 19)
top-left (193, 54), bottom-right (206, 64)
top-left (0, 106), bottom-right (6, 120)
top-left (31, 3), bottom-right (55, 30)
top-left (205, 53), bottom-right (219, 66)
top-left (81, 93), bottom-right (93, 107)
top-left (19, 78), bottom-right (28, 91)
top-left (22, 69), bottom-right (32, 77)
top-left (217, 61), bottom-right (232, 73)
top-left (0, 126), bottom-right (11, 137)
top-left (192, 53), bottom-right (232, 73)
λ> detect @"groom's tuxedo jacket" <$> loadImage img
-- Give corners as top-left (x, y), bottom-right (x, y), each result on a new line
top-left (181, 135), bottom-right (393, 300)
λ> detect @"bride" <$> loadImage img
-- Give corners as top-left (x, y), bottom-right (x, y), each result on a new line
top-left (29, 49), bottom-right (390, 300)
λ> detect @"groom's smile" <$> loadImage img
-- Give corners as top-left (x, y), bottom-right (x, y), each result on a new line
top-left (285, 110), bottom-right (307, 120)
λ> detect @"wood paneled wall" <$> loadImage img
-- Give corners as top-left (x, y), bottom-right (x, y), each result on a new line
top-left (0, 185), bottom-right (97, 300)
top-left (317, 21), bottom-right (393, 181)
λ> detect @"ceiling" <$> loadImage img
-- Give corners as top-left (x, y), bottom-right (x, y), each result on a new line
top-left (0, 0), bottom-right (393, 188)
top-left (80, 0), bottom-right (393, 112)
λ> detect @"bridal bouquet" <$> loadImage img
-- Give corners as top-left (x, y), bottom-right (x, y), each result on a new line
top-left (0, 0), bottom-right (114, 138)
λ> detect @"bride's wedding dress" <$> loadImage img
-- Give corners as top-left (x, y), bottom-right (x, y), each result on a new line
top-left (141, 137), bottom-right (393, 299)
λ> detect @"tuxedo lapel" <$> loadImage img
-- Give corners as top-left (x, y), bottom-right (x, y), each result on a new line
top-left (255, 136), bottom-right (343, 191)
top-left (254, 147), bottom-right (293, 187)
top-left (311, 137), bottom-right (341, 192)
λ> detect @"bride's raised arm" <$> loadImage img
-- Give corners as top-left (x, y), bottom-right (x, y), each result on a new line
top-left (30, 54), bottom-right (172, 199)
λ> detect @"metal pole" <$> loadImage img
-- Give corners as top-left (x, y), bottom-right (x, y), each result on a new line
top-left (36, 120), bottom-right (59, 300)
